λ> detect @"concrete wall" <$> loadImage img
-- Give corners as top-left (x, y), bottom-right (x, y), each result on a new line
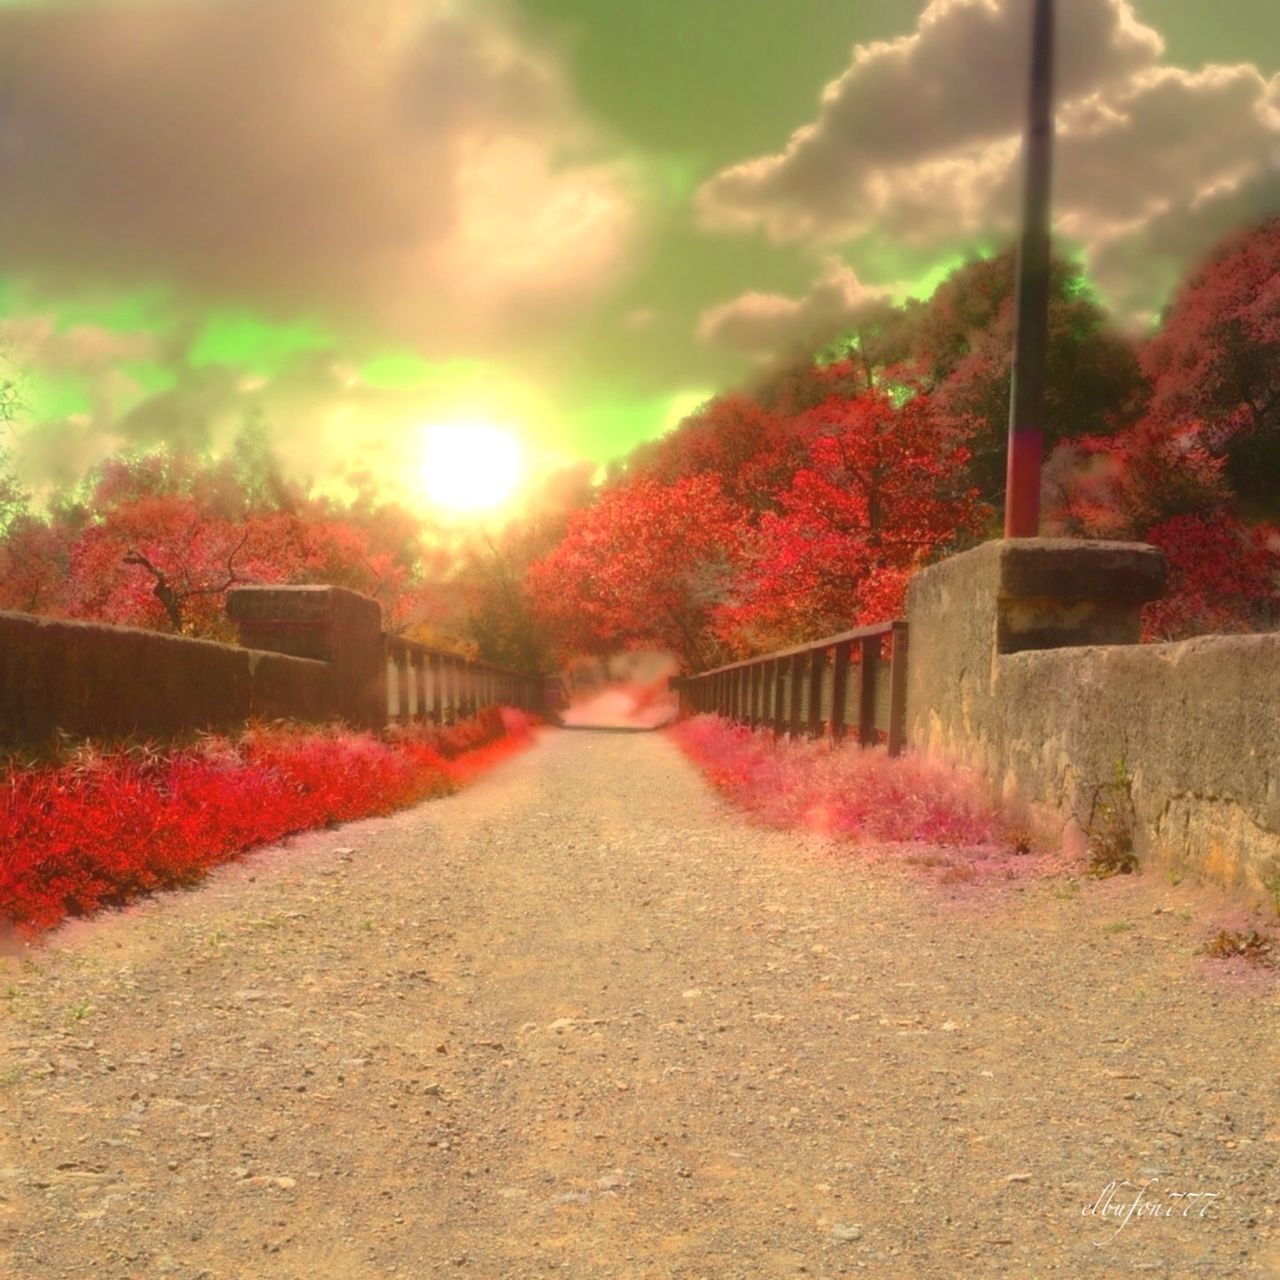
top-left (0, 610), bottom-right (332, 745)
top-left (0, 584), bottom-right (544, 747)
top-left (226, 585), bottom-right (385, 730)
top-left (906, 538), bottom-right (1280, 906)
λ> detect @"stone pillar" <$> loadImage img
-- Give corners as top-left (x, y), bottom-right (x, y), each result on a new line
top-left (905, 539), bottom-right (1165, 766)
top-left (226, 586), bottom-right (386, 731)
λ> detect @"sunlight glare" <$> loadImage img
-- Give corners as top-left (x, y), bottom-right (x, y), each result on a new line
top-left (419, 422), bottom-right (524, 514)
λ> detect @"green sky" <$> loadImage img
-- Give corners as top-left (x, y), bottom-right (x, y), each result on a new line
top-left (1, 0), bottom-right (1277, 509)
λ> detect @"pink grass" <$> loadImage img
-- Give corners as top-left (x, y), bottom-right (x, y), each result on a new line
top-left (669, 713), bottom-right (1007, 849)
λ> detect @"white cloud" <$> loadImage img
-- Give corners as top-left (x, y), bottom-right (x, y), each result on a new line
top-left (0, 0), bottom-right (646, 347)
top-left (698, 260), bottom-right (896, 359)
top-left (695, 0), bottom-right (1280, 336)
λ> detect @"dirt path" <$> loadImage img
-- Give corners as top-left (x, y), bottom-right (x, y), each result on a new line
top-left (1, 728), bottom-right (1277, 1279)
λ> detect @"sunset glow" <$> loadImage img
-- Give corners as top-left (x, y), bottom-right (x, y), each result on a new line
top-left (419, 422), bottom-right (524, 514)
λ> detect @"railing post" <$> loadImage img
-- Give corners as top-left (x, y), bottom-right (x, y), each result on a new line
top-left (429, 653), bottom-right (443, 724)
top-left (749, 663), bottom-right (762, 730)
top-left (888, 622), bottom-right (908, 757)
top-left (858, 635), bottom-right (880, 747)
top-left (770, 659), bottom-right (784, 739)
top-left (807, 649), bottom-right (824, 739)
top-left (829, 640), bottom-right (851, 743)
top-left (788, 652), bottom-right (804, 741)
top-left (414, 653), bottom-right (427, 720)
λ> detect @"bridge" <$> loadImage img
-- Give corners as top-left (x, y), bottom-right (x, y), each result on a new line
top-left (2, 537), bottom-right (1279, 1276)
top-left (2, 719), bottom-right (1273, 1277)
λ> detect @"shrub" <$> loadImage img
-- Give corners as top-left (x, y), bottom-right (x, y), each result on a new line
top-left (669, 714), bottom-right (1004, 846)
top-left (1, 708), bottom-right (537, 934)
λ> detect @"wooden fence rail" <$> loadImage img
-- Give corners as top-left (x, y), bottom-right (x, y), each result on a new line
top-left (671, 620), bottom-right (908, 756)
top-left (384, 634), bottom-right (541, 725)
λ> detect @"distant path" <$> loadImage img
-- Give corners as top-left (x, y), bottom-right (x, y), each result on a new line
top-left (1, 729), bottom-right (1275, 1278)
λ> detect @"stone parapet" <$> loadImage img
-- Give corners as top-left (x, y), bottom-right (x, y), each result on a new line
top-left (906, 538), bottom-right (1279, 905)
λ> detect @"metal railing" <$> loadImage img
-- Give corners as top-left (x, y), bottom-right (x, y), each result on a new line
top-left (384, 634), bottom-right (542, 725)
top-left (671, 620), bottom-right (908, 756)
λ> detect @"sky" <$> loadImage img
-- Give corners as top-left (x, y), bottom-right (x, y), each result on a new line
top-left (0, 0), bottom-right (1277, 518)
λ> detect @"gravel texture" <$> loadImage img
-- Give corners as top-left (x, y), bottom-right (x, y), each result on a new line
top-left (1, 726), bottom-right (1277, 1278)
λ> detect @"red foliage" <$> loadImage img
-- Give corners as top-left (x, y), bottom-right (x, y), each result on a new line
top-left (1140, 216), bottom-right (1280, 451)
top-left (714, 388), bottom-right (989, 652)
top-left (0, 708), bottom-right (536, 935)
top-left (1043, 415), bottom-right (1279, 638)
top-left (1140, 512), bottom-right (1280, 641)
top-left (4, 445), bottom-right (448, 641)
top-left (669, 714), bottom-right (1005, 847)
top-left (526, 474), bottom-right (747, 669)
top-left (1043, 417), bottom-right (1230, 540)
top-left (626, 395), bottom-right (801, 513)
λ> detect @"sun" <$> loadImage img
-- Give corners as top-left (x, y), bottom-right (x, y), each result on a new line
top-left (419, 422), bottom-right (524, 514)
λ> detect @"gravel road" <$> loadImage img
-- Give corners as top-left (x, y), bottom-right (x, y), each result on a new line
top-left (1, 726), bottom-right (1277, 1279)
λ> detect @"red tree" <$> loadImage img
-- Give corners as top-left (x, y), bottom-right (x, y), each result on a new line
top-left (1043, 417), bottom-right (1279, 640)
top-left (1141, 513), bottom-right (1280, 641)
top-left (1139, 215), bottom-right (1280, 511)
top-left (715, 388), bottom-right (989, 653)
top-left (526, 474), bottom-right (746, 669)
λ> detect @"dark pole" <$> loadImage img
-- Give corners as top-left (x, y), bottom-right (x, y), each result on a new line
top-left (1004, 0), bottom-right (1055, 538)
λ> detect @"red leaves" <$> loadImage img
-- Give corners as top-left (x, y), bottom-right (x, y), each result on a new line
top-left (714, 388), bottom-right (990, 653)
top-left (669, 714), bottom-right (1005, 847)
top-left (0, 709), bottom-right (536, 934)
top-left (1140, 512), bottom-right (1280, 641)
top-left (1140, 216), bottom-right (1280, 449)
top-left (2, 444), bottom-right (444, 640)
top-left (526, 474), bottom-right (747, 669)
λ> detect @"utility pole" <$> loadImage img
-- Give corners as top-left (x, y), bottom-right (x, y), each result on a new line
top-left (1004, 0), bottom-right (1055, 538)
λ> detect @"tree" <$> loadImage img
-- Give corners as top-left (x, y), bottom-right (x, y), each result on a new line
top-left (1042, 416), bottom-right (1278, 640)
top-left (1139, 215), bottom-right (1280, 514)
top-left (526, 474), bottom-right (746, 670)
top-left (1141, 512), bottom-right (1279, 641)
top-left (0, 450), bottom-right (68, 616)
top-left (451, 462), bottom-right (596, 671)
top-left (714, 388), bottom-right (989, 653)
top-left (1042, 417), bottom-right (1229, 541)
top-left (4, 441), bottom-right (447, 640)
top-left (624, 394), bottom-right (799, 514)
top-left (921, 251), bottom-right (1147, 504)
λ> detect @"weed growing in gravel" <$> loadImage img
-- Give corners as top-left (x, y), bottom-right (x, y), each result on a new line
top-left (1, 707), bottom-right (537, 935)
top-left (1199, 929), bottom-right (1274, 964)
top-left (1084, 761), bottom-right (1139, 878)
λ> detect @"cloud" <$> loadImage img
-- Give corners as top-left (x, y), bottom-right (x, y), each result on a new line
top-left (0, 0), bottom-right (644, 347)
top-left (0, 317), bottom-right (155, 378)
top-left (696, 0), bottom-right (1161, 241)
top-left (695, 0), bottom-right (1279, 331)
top-left (623, 307), bottom-right (660, 332)
top-left (698, 260), bottom-right (896, 360)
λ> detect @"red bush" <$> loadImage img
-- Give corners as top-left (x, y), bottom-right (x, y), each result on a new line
top-left (1, 708), bottom-right (537, 934)
top-left (669, 714), bottom-right (1005, 847)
